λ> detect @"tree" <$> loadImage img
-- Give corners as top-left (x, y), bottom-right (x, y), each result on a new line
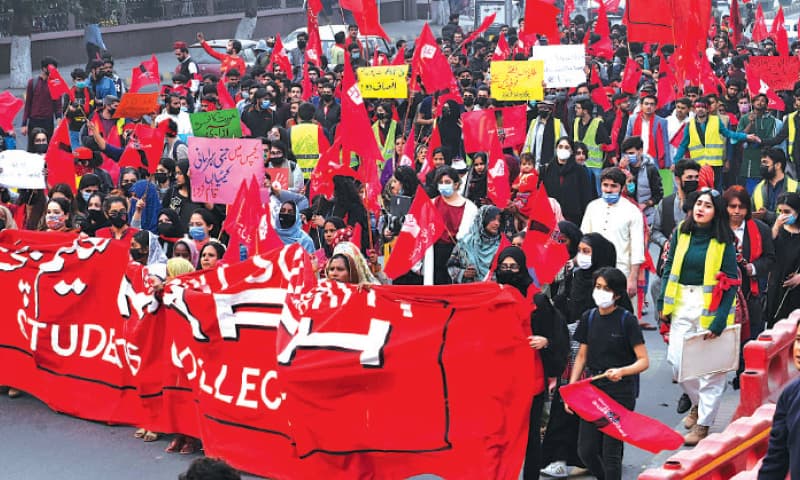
top-left (7, 0), bottom-right (33, 88)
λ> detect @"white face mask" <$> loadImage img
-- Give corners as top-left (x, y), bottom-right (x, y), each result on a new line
top-left (575, 253), bottom-right (592, 270)
top-left (556, 149), bottom-right (571, 161)
top-left (592, 288), bottom-right (615, 308)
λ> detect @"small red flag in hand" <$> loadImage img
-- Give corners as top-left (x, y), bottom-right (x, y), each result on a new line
top-left (463, 13), bottom-right (496, 46)
top-left (520, 183), bottom-right (569, 286)
top-left (487, 134), bottom-right (511, 208)
top-left (492, 34), bottom-right (511, 61)
top-left (44, 120), bottom-right (76, 191)
top-left (561, 378), bottom-right (683, 453)
top-left (130, 54), bottom-right (160, 93)
top-left (411, 24), bottom-right (457, 93)
top-left (47, 65), bottom-right (73, 101)
top-left (0, 91), bottom-right (23, 132)
top-left (270, 34), bottom-right (294, 80)
top-left (383, 186), bottom-right (446, 279)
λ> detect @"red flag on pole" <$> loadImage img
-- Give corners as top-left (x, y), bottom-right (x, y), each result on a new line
top-left (770, 7), bottom-right (789, 57)
top-left (130, 55), bottom-right (160, 93)
top-left (383, 185), bottom-right (447, 279)
top-left (411, 24), bottom-right (458, 93)
top-left (44, 120), bottom-right (76, 191)
top-left (391, 45), bottom-right (406, 65)
top-left (270, 34), bottom-right (294, 80)
top-left (656, 57), bottom-right (678, 108)
top-left (306, 8), bottom-right (323, 67)
top-left (340, 0), bottom-right (389, 40)
top-left (400, 126), bottom-right (416, 167)
top-left (418, 122), bottom-right (440, 183)
top-left (620, 58), bottom-right (643, 94)
top-left (752, 3), bottom-right (769, 42)
top-left (523, 0), bottom-right (560, 44)
top-left (309, 139), bottom-right (360, 200)
top-left (0, 91), bottom-right (23, 133)
top-left (586, 1), bottom-right (613, 60)
top-left (561, 378), bottom-right (684, 453)
top-left (746, 62), bottom-right (785, 111)
top-left (729, 0), bottom-right (742, 47)
top-left (562, 0), bottom-right (575, 28)
top-left (308, 0), bottom-right (322, 15)
top-left (623, 0), bottom-right (675, 44)
top-left (492, 34), bottom-right (511, 61)
top-left (223, 178), bottom-right (257, 262)
top-left (47, 65), bottom-right (72, 101)
top-left (119, 123), bottom-right (167, 174)
top-left (520, 183), bottom-right (569, 286)
top-left (463, 13), bottom-right (497, 45)
top-left (340, 52), bottom-right (384, 165)
top-left (487, 134), bottom-right (511, 208)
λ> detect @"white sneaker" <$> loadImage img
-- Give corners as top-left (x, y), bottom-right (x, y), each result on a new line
top-left (540, 461), bottom-right (568, 478)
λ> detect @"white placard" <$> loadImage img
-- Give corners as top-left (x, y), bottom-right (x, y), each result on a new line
top-left (531, 44), bottom-right (587, 88)
top-left (0, 150), bottom-right (47, 189)
top-left (678, 324), bottom-right (741, 383)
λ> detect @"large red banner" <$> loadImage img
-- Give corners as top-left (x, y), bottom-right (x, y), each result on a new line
top-left (0, 231), bottom-right (538, 479)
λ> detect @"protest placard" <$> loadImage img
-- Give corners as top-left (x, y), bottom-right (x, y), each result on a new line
top-left (188, 137), bottom-right (265, 204)
top-left (531, 44), bottom-right (587, 88)
top-left (357, 65), bottom-right (409, 98)
top-left (112, 92), bottom-right (158, 119)
top-left (491, 61), bottom-right (544, 101)
top-left (0, 150), bottom-right (46, 189)
top-left (748, 56), bottom-right (800, 92)
top-left (190, 109), bottom-right (243, 138)
top-left (265, 167), bottom-right (290, 190)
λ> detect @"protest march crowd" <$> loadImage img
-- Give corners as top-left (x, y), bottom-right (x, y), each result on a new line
top-left (2, 0), bottom-right (800, 478)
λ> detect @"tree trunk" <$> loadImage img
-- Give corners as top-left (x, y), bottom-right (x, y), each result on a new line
top-left (9, 0), bottom-right (33, 89)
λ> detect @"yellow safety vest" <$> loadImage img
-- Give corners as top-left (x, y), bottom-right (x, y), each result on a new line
top-left (788, 111), bottom-right (797, 160)
top-left (372, 120), bottom-right (397, 171)
top-left (290, 123), bottom-right (320, 179)
top-left (523, 118), bottom-right (561, 158)
top-left (573, 117), bottom-right (603, 169)
top-left (662, 228), bottom-right (736, 329)
top-left (687, 117), bottom-right (725, 167)
top-left (752, 177), bottom-right (800, 212)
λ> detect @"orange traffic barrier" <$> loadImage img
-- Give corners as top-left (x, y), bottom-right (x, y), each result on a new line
top-left (638, 404), bottom-right (775, 480)
top-left (734, 314), bottom-right (800, 421)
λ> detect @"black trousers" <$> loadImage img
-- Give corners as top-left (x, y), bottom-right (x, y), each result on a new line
top-left (540, 386), bottom-right (583, 469)
top-left (433, 242), bottom-right (454, 285)
top-left (522, 392), bottom-right (547, 480)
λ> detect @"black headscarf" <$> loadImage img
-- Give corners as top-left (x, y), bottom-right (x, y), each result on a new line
top-left (558, 220), bottom-right (583, 258)
top-left (582, 233), bottom-right (617, 270)
top-left (495, 246), bottom-right (534, 297)
top-left (566, 233), bottom-right (617, 322)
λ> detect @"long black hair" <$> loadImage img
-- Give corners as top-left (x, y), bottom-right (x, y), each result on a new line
top-left (592, 267), bottom-right (635, 314)
top-left (679, 188), bottom-right (733, 244)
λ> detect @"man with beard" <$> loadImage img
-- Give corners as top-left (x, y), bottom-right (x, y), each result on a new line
top-left (290, 32), bottom-right (308, 80)
top-left (751, 148), bottom-right (799, 226)
top-left (155, 94), bottom-right (193, 135)
top-left (241, 88), bottom-right (275, 138)
top-left (196, 32), bottom-right (245, 78)
top-left (522, 98), bottom-right (567, 169)
top-left (738, 93), bottom-right (780, 191)
top-left (173, 41), bottom-right (200, 95)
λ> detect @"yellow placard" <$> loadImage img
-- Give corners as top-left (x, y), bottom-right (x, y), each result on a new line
top-left (490, 60), bottom-right (544, 101)
top-left (357, 64), bottom-right (409, 99)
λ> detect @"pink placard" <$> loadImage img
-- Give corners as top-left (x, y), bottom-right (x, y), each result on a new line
top-left (188, 137), bottom-right (265, 205)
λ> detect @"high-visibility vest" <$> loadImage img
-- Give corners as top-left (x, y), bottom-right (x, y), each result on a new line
top-left (752, 176), bottom-right (800, 212)
top-left (788, 111), bottom-right (797, 160)
top-left (523, 118), bottom-right (561, 159)
top-left (662, 228), bottom-right (736, 330)
top-left (573, 117), bottom-right (603, 169)
top-left (291, 123), bottom-right (320, 179)
top-left (372, 120), bottom-right (397, 171)
top-left (687, 117), bottom-right (725, 167)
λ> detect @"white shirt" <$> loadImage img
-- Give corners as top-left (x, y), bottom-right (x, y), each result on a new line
top-left (580, 198), bottom-right (645, 277)
top-left (640, 117), bottom-right (651, 156)
top-left (155, 111), bottom-right (193, 136)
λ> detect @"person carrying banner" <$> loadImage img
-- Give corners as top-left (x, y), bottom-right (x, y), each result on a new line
top-left (565, 267), bottom-right (648, 480)
top-left (658, 187), bottom-right (739, 446)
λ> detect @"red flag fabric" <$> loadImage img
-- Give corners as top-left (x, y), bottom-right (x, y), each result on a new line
top-left (0, 91), bottom-right (23, 132)
top-left (217, 81), bottom-right (236, 109)
top-left (523, 0), bottom-right (560, 43)
top-left (463, 13), bottom-right (497, 45)
top-left (308, 0), bottom-right (322, 15)
top-left (340, 53), bottom-right (384, 165)
top-left (487, 134), bottom-right (511, 208)
top-left (520, 183), bottom-right (569, 286)
top-left (47, 65), bottom-right (72, 101)
top-left (770, 7), bottom-right (789, 57)
top-left (604, 0), bottom-right (620, 10)
top-left (391, 45), bottom-right (406, 65)
top-left (670, 122), bottom-right (687, 148)
top-left (44, 120), bottom-right (76, 191)
top-left (130, 55), bottom-right (160, 93)
top-left (657, 57), bottom-right (679, 108)
top-left (492, 34), bottom-right (511, 61)
top-left (591, 87), bottom-right (612, 112)
top-left (222, 179), bottom-right (255, 262)
top-left (400, 125), bottom-right (416, 167)
top-left (350, 222), bottom-right (363, 250)
top-left (621, 58), bottom-right (643, 94)
top-left (383, 185), bottom-right (446, 279)
top-left (483, 235), bottom-right (512, 281)
top-left (411, 24), bottom-right (458, 93)
top-left (752, 3), bottom-right (768, 42)
top-left (561, 378), bottom-right (683, 453)
top-left (623, 0), bottom-right (675, 44)
top-left (418, 122), bottom-right (440, 182)
top-left (358, 144), bottom-right (382, 216)
top-left (729, 0), bottom-right (742, 47)
top-left (306, 8), bottom-right (324, 67)
top-left (562, 0), bottom-right (575, 28)
top-left (342, 0), bottom-right (389, 40)
top-left (586, 1), bottom-right (613, 60)
top-left (697, 164), bottom-right (715, 190)
top-left (270, 34), bottom-right (294, 80)
top-left (462, 106), bottom-right (526, 152)
top-left (746, 62), bottom-right (785, 111)
top-left (309, 139), bottom-right (359, 199)
top-left (118, 123), bottom-right (167, 174)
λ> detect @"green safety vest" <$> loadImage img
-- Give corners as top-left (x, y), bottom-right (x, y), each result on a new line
top-left (291, 123), bottom-right (320, 180)
top-left (573, 117), bottom-right (603, 169)
top-left (752, 177), bottom-right (799, 212)
top-left (688, 117), bottom-right (725, 167)
top-left (372, 120), bottom-right (397, 171)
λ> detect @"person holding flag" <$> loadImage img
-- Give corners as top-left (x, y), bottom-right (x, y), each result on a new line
top-left (21, 56), bottom-right (63, 140)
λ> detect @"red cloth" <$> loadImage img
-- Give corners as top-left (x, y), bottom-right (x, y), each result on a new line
top-left (487, 134), bottom-right (511, 208)
top-left (746, 63), bottom-right (785, 111)
top-left (523, 0), bottom-right (560, 43)
top-left (309, 138), bottom-right (359, 200)
top-left (770, 7), bottom-right (790, 57)
top-left (269, 34), bottom-right (294, 80)
top-left (745, 218), bottom-right (763, 296)
top-left (434, 196), bottom-right (463, 244)
top-left (586, 1), bottom-right (613, 60)
top-left (118, 123), bottom-right (167, 174)
top-left (223, 176), bottom-right (282, 261)
top-left (656, 57), bottom-right (679, 110)
top-left (418, 122), bottom-right (440, 183)
top-left (621, 58), bottom-right (643, 94)
top-left (0, 91), bottom-right (23, 132)
top-left (47, 65), bottom-right (73, 101)
top-left (130, 55), bottom-right (160, 93)
top-left (562, 0), bottom-right (575, 28)
top-left (729, 0), bottom-right (742, 47)
top-left (632, 113), bottom-right (666, 168)
top-left (463, 13), bottom-right (497, 45)
top-left (752, 3), bottom-right (769, 42)
top-left (44, 120), bottom-right (76, 191)
top-left (521, 184), bottom-right (569, 286)
top-left (411, 24), bottom-right (456, 93)
top-left (492, 34), bottom-right (511, 61)
top-left (340, 52), bottom-right (384, 165)
top-left (710, 272), bottom-right (741, 312)
top-left (306, 8), bottom-right (324, 67)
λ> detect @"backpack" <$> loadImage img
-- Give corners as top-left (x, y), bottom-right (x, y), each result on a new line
top-left (587, 307), bottom-right (640, 397)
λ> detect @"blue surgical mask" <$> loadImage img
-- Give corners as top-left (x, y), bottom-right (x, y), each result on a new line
top-left (76, 81), bottom-right (87, 89)
top-left (627, 183), bottom-right (635, 194)
top-left (180, 106), bottom-right (188, 113)
top-left (787, 215), bottom-right (797, 225)
top-left (189, 226), bottom-right (207, 241)
top-left (602, 192), bottom-right (620, 204)
top-left (627, 153), bottom-right (638, 165)
top-left (241, 91), bottom-right (250, 100)
top-left (260, 100), bottom-right (270, 109)
top-left (438, 183), bottom-right (454, 197)
top-left (352, 52), bottom-right (360, 60)
top-left (81, 191), bottom-right (92, 202)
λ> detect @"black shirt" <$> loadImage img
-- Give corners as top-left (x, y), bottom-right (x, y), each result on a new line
top-left (573, 307), bottom-right (644, 374)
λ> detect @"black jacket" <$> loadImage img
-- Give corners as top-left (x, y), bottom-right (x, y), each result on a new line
top-left (539, 159), bottom-right (595, 225)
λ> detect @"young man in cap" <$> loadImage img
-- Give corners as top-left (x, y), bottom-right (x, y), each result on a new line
top-left (173, 41), bottom-right (200, 95)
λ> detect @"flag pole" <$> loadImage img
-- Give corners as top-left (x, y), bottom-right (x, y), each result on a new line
top-left (590, 372), bottom-right (609, 382)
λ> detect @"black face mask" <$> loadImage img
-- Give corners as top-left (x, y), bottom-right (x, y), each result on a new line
top-left (107, 108), bottom-right (117, 117)
top-left (496, 270), bottom-right (524, 287)
top-left (377, 112), bottom-right (390, 120)
top-left (320, 94), bottom-right (333, 103)
top-left (108, 211), bottom-right (128, 228)
top-left (460, 78), bottom-right (472, 88)
top-left (130, 248), bottom-right (148, 264)
top-left (270, 155), bottom-right (285, 165)
top-left (167, 106), bottom-right (181, 115)
top-left (157, 222), bottom-right (181, 238)
top-left (682, 180), bottom-right (699, 195)
top-left (463, 97), bottom-right (475, 107)
top-left (279, 213), bottom-right (296, 229)
top-left (476, 97), bottom-right (488, 107)
top-left (154, 172), bottom-right (169, 184)
top-left (121, 182), bottom-right (134, 196)
top-left (88, 209), bottom-right (106, 224)
top-left (760, 165), bottom-right (775, 180)
top-left (33, 144), bottom-right (48, 154)
top-left (297, 40), bottom-right (307, 49)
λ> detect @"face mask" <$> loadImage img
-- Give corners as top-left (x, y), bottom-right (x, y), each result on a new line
top-left (787, 215), bottom-right (798, 225)
top-left (760, 165), bottom-right (775, 180)
top-left (108, 108), bottom-right (117, 117)
top-left (321, 94), bottom-right (333, 102)
top-left (270, 155), bottom-right (284, 165)
top-left (739, 104), bottom-right (750, 114)
top-left (575, 253), bottom-right (592, 270)
top-left (121, 183), bottom-right (134, 196)
top-left (297, 40), bottom-right (307, 49)
top-left (108, 211), bottom-right (128, 228)
top-left (88, 209), bottom-right (106, 223)
top-left (627, 183), bottom-right (636, 194)
top-left (476, 97), bottom-right (488, 107)
top-left (260, 100), bottom-right (271, 109)
top-left (46, 213), bottom-right (65, 230)
top-left (130, 248), bottom-right (148, 264)
top-left (556, 149), bottom-right (571, 161)
top-left (626, 153), bottom-right (638, 165)
top-left (460, 78), bottom-right (472, 88)
top-left (180, 106), bottom-right (188, 113)
top-left (538, 108), bottom-right (552, 118)
top-left (377, 112), bottom-right (390, 120)
top-left (682, 179), bottom-right (699, 194)
top-left (168, 106), bottom-right (180, 115)
top-left (496, 269), bottom-right (522, 285)
top-left (438, 183), bottom-right (455, 197)
top-left (602, 192), bottom-right (620, 204)
top-left (189, 225), bottom-right (207, 241)
top-left (463, 97), bottom-right (475, 107)
top-left (157, 222), bottom-right (180, 237)
top-left (81, 191), bottom-right (92, 202)
top-left (278, 213), bottom-right (296, 229)
top-left (592, 288), bottom-right (616, 308)
top-left (241, 91), bottom-right (250, 100)
top-left (154, 172), bottom-right (169, 184)
top-left (351, 52), bottom-right (360, 60)
top-left (76, 81), bottom-right (87, 88)
top-left (33, 144), bottom-right (49, 154)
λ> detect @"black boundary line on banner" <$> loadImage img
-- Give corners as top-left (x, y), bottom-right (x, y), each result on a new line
top-left (203, 413), bottom-right (294, 441)
top-left (138, 386), bottom-right (194, 399)
top-left (623, 5), bottom-right (672, 30)
top-left (296, 306), bottom-right (456, 459)
top-left (0, 343), bottom-right (137, 391)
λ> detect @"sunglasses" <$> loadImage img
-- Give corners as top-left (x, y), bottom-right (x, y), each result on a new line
top-left (699, 187), bottom-right (720, 197)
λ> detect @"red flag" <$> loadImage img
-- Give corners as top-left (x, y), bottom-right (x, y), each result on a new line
top-left (222, 178), bottom-right (258, 262)
top-left (270, 34), bottom-right (294, 80)
top-left (47, 65), bottom-right (72, 101)
top-left (0, 91), bottom-right (23, 132)
top-left (463, 13), bottom-right (497, 45)
top-left (217, 79), bottom-right (236, 109)
top-left (383, 185), bottom-right (446, 279)
top-left (461, 110), bottom-right (496, 153)
top-left (483, 235), bottom-right (512, 281)
top-left (561, 378), bottom-right (684, 453)
top-left (340, 52), bottom-right (384, 165)
top-left (699, 57), bottom-right (722, 96)
top-left (350, 222), bottom-right (363, 250)
top-left (492, 34), bottom-right (511, 61)
top-left (752, 3), bottom-right (768, 42)
top-left (623, 0), bottom-right (675, 44)
top-left (746, 62), bottom-right (785, 111)
top-left (308, 0), bottom-right (322, 15)
top-left (341, 0), bottom-right (389, 40)
top-left (130, 55), bottom-right (160, 93)
top-left (119, 123), bottom-right (167, 174)
top-left (591, 87), bottom-right (612, 112)
top-left (604, 0), bottom-right (620, 10)
top-left (487, 135), bottom-right (511, 208)
top-left (418, 122), bottom-right (440, 182)
top-left (411, 24), bottom-right (457, 93)
top-left (301, 63), bottom-right (313, 101)
top-left (306, 8), bottom-right (323, 67)
top-left (621, 58), bottom-right (643, 94)
top-left (670, 122), bottom-right (687, 148)
top-left (520, 184), bottom-right (569, 286)
top-left (770, 7), bottom-right (789, 57)
top-left (657, 57), bottom-right (679, 108)
top-left (357, 142), bottom-right (382, 216)
top-left (586, 1), bottom-right (613, 60)
top-left (523, 0), bottom-right (560, 44)
top-left (729, 0), bottom-right (742, 47)
top-left (44, 120), bottom-right (76, 191)
top-left (400, 125), bottom-right (416, 167)
top-left (309, 139), bottom-right (359, 199)
top-left (391, 45), bottom-right (406, 65)
top-left (697, 164), bottom-right (715, 190)
top-left (562, 0), bottom-right (575, 28)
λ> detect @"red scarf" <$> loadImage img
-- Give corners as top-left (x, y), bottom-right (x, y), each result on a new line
top-left (632, 113), bottom-right (666, 168)
top-left (603, 108), bottom-right (624, 155)
top-left (746, 219), bottom-right (763, 295)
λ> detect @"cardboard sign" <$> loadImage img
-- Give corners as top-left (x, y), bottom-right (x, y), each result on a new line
top-left (0, 150), bottom-right (46, 189)
top-left (357, 65), bottom-right (409, 99)
top-left (112, 92), bottom-right (158, 119)
top-left (189, 109), bottom-right (243, 138)
top-left (188, 137), bottom-right (265, 204)
top-left (490, 60), bottom-right (544, 101)
top-left (531, 44), bottom-right (587, 88)
top-left (265, 167), bottom-right (290, 190)
top-left (748, 56), bottom-right (800, 92)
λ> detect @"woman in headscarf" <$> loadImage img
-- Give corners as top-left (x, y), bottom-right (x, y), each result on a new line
top-left (767, 192), bottom-right (800, 325)
top-left (331, 175), bottom-right (370, 252)
top-left (172, 238), bottom-right (199, 267)
top-left (129, 179), bottom-right (163, 233)
top-left (77, 173), bottom-right (103, 213)
top-left (326, 241), bottom-right (380, 285)
top-left (276, 201), bottom-right (316, 254)
top-left (464, 152), bottom-right (488, 205)
top-left (372, 102), bottom-right (399, 172)
top-left (78, 192), bottom-right (108, 236)
top-left (380, 134), bottom-right (408, 187)
top-left (448, 205), bottom-right (502, 283)
top-left (130, 230), bottom-right (169, 266)
top-left (540, 136), bottom-right (595, 225)
top-left (321, 216), bottom-right (347, 259)
top-left (438, 99), bottom-right (463, 160)
top-left (156, 208), bottom-right (186, 257)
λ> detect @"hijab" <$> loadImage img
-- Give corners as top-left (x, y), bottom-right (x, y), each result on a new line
top-left (452, 205), bottom-right (502, 280)
top-left (331, 241), bottom-right (379, 284)
top-left (557, 220), bottom-right (583, 258)
top-left (129, 180), bottom-right (163, 233)
top-left (495, 246), bottom-right (534, 296)
top-left (275, 201), bottom-right (316, 254)
top-left (174, 238), bottom-right (200, 267)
